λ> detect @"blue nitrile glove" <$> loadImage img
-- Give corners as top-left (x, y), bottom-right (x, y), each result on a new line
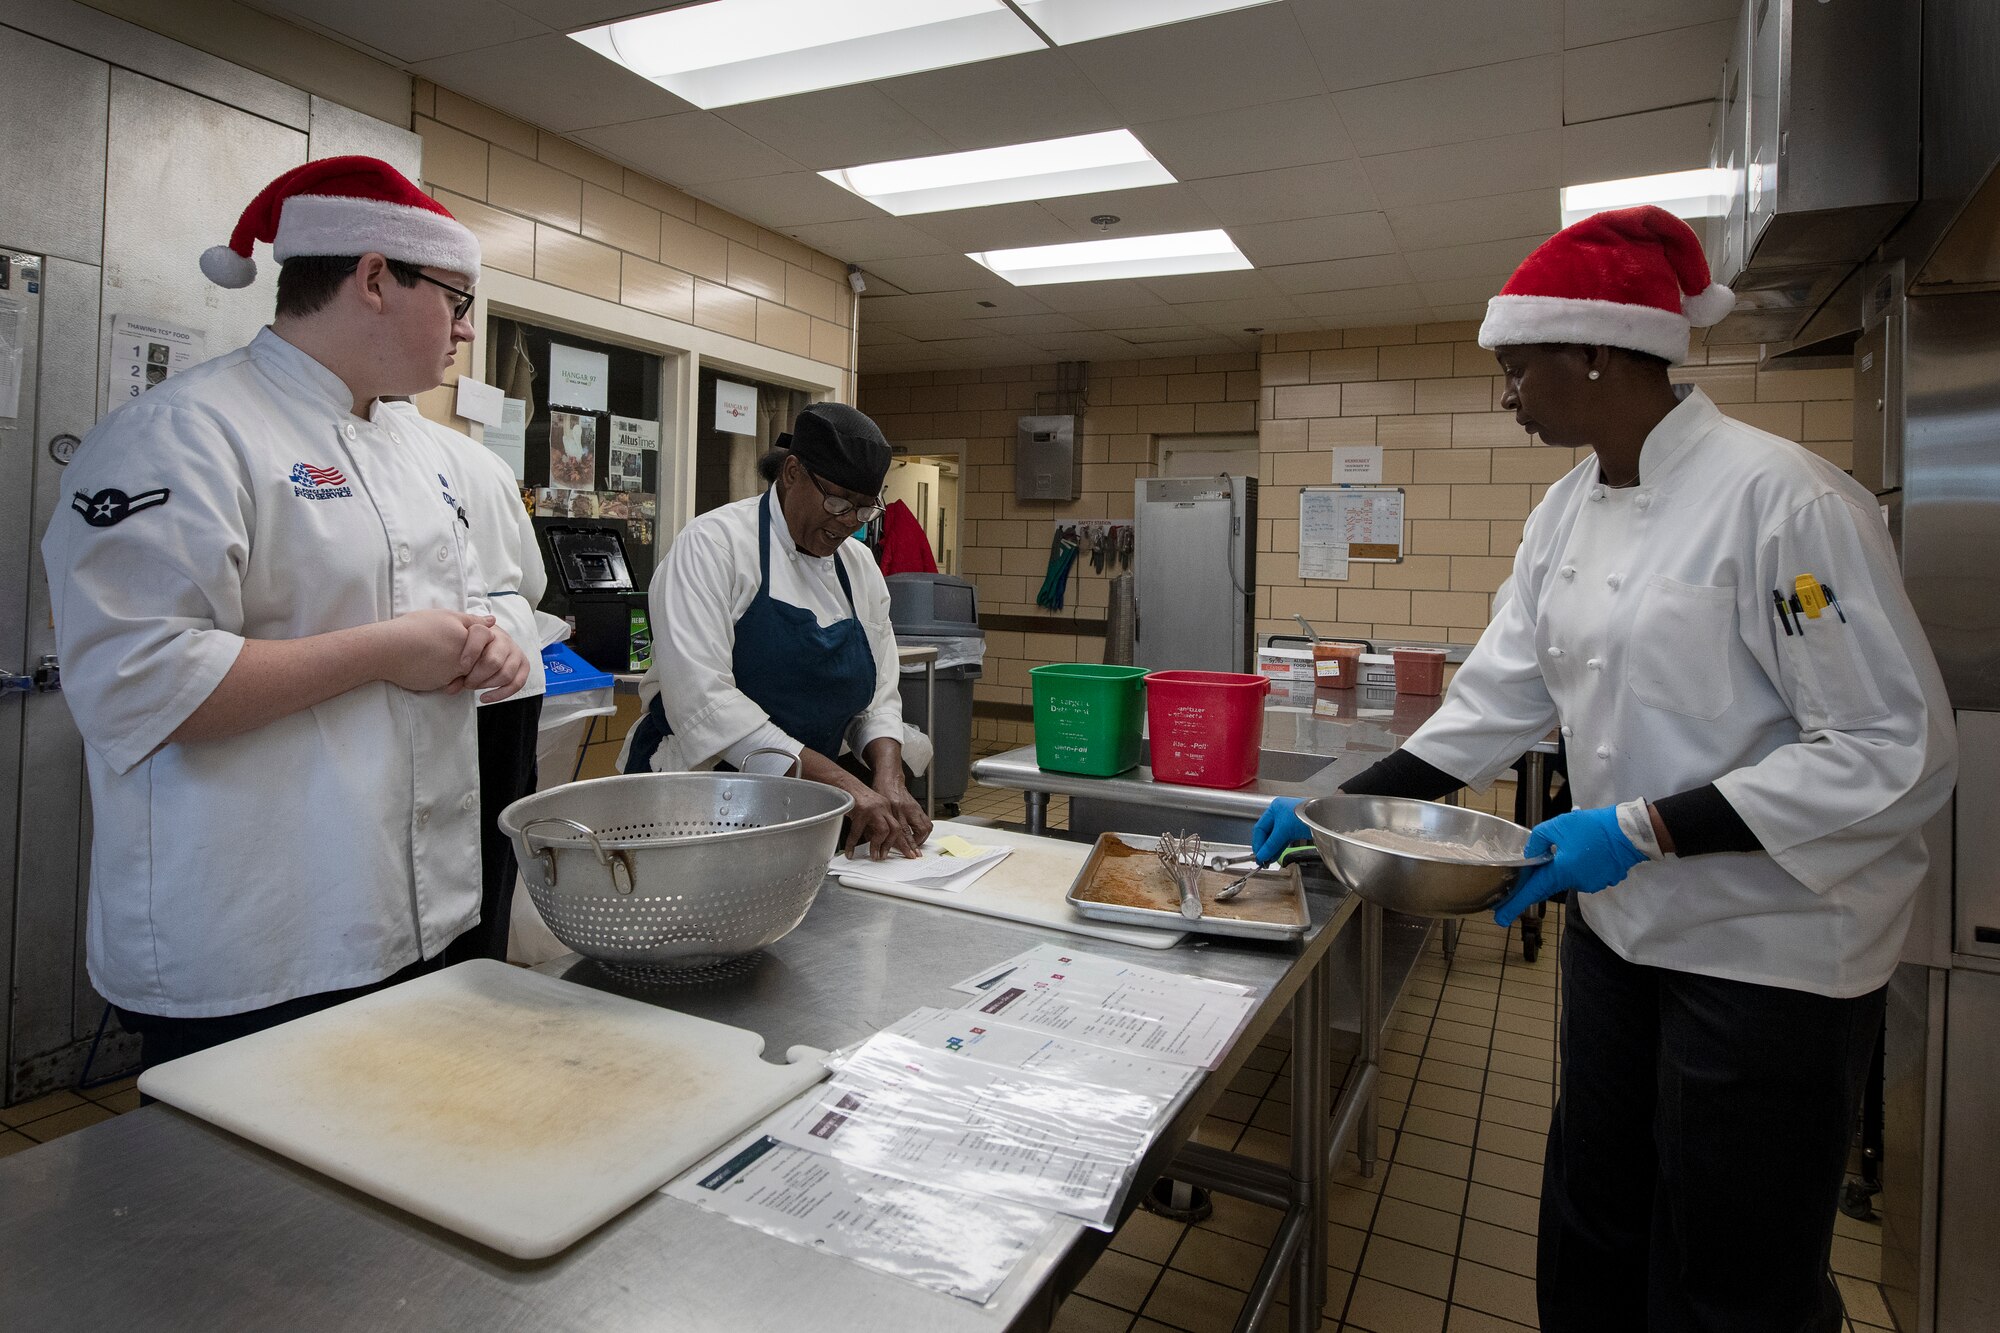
top-left (1252, 797), bottom-right (1312, 866)
top-left (1493, 806), bottom-right (1646, 927)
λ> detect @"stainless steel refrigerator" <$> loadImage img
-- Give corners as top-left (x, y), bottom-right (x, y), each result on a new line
top-left (1131, 475), bottom-right (1257, 674)
top-left (1863, 277), bottom-right (2000, 1333)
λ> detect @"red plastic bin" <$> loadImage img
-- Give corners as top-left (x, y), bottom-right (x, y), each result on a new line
top-left (1143, 670), bottom-right (1271, 789)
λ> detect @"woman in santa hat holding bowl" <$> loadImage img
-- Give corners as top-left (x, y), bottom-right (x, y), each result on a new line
top-left (1253, 206), bottom-right (1955, 1331)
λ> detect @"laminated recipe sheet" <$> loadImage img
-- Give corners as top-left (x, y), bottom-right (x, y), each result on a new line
top-left (669, 1130), bottom-right (1054, 1305)
top-left (882, 1007), bottom-right (1197, 1106)
top-left (765, 1034), bottom-right (1170, 1227)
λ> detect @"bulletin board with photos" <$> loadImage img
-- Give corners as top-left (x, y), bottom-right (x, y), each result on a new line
top-left (486, 316), bottom-right (664, 586)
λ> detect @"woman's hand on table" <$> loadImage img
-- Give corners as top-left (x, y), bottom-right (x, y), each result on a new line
top-left (845, 782), bottom-right (925, 860)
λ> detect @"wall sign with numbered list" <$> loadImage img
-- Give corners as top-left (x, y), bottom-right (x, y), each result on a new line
top-left (107, 314), bottom-right (204, 415)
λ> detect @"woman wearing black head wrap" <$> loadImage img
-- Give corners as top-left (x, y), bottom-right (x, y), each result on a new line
top-left (623, 402), bottom-right (932, 859)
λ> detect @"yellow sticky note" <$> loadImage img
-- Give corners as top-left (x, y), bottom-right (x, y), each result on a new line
top-left (936, 835), bottom-right (986, 858)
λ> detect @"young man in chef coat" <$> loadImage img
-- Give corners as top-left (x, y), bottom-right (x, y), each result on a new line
top-left (1255, 208), bottom-right (1955, 1331)
top-left (43, 158), bottom-right (530, 1067)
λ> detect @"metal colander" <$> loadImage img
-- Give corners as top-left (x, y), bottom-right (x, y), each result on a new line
top-left (498, 764), bottom-right (852, 974)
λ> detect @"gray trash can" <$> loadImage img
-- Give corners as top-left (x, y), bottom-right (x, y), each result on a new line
top-left (886, 574), bottom-right (984, 811)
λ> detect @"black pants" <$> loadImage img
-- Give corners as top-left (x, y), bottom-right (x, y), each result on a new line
top-left (117, 954), bottom-right (443, 1077)
top-left (1539, 909), bottom-right (1885, 1333)
top-left (444, 693), bottom-right (543, 966)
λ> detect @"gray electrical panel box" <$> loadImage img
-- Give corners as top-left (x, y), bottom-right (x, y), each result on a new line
top-left (1015, 415), bottom-right (1079, 501)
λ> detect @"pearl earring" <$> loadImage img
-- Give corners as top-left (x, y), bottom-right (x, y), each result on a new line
top-left (1588, 370), bottom-right (1601, 380)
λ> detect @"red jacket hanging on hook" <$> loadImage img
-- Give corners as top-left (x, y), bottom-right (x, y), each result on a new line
top-left (877, 498), bottom-right (938, 575)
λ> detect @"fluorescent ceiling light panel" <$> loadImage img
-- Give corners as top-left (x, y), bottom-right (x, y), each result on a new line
top-left (820, 130), bottom-right (1174, 216)
top-left (969, 229), bottom-right (1251, 285)
top-left (1016, 0), bottom-right (1282, 45)
top-left (570, 0), bottom-right (1041, 109)
top-left (1559, 167), bottom-right (1738, 228)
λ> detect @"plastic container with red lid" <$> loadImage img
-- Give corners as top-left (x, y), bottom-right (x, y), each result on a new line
top-left (1391, 647), bottom-right (1448, 696)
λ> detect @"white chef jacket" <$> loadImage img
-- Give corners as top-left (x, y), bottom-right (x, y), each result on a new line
top-left (630, 489), bottom-right (928, 774)
top-left (43, 328), bottom-right (485, 1018)
top-left (384, 402), bottom-right (547, 702)
top-left (1404, 387), bottom-right (1956, 997)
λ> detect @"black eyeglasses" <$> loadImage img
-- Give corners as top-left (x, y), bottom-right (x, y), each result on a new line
top-left (413, 271), bottom-right (476, 320)
top-left (801, 466), bottom-right (886, 524)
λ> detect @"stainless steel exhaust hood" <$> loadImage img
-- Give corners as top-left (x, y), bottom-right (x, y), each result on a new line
top-left (1705, 0), bottom-right (1920, 344)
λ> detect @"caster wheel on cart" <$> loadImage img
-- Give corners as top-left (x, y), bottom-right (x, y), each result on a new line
top-left (1522, 933), bottom-right (1539, 964)
top-left (1141, 1179), bottom-right (1213, 1224)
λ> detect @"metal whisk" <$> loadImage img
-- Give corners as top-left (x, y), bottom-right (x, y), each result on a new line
top-left (1154, 830), bottom-right (1207, 921)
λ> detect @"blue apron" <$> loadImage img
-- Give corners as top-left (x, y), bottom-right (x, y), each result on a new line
top-left (626, 492), bottom-right (878, 773)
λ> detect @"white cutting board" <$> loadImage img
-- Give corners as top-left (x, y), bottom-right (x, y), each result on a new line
top-left (138, 960), bottom-right (825, 1259)
top-left (839, 821), bottom-right (1187, 950)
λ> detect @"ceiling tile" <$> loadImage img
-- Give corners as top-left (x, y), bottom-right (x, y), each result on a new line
top-left (1229, 212), bottom-right (1398, 267)
top-left (1020, 331), bottom-right (1150, 358)
top-left (1561, 103), bottom-right (1715, 184)
top-left (1038, 184), bottom-right (1223, 239)
top-left (781, 217), bottom-right (955, 261)
top-left (1191, 160), bottom-right (1377, 226)
top-left (1290, 284), bottom-right (1429, 318)
top-left (1027, 280), bottom-right (1173, 313)
top-left (965, 312), bottom-right (1090, 336)
top-left (1418, 275), bottom-right (1518, 307)
top-left (1402, 234), bottom-right (1545, 284)
top-left (1141, 269), bottom-right (1283, 303)
top-left (1335, 56), bottom-right (1562, 157)
top-left (1062, 5), bottom-right (1326, 124)
top-left (857, 323), bottom-right (915, 347)
top-left (258, 0), bottom-right (545, 62)
top-left (903, 202), bottom-right (1075, 252)
top-left (1295, 0), bottom-right (1560, 91)
top-left (1067, 305), bottom-right (1195, 331)
top-left (411, 33), bottom-right (688, 130)
top-left (877, 49), bottom-right (1124, 151)
top-left (858, 253), bottom-right (1011, 294)
top-left (717, 85), bottom-right (956, 171)
top-left (1563, 0), bottom-right (1740, 49)
top-left (1386, 189), bottom-right (1560, 251)
top-left (898, 318), bottom-right (990, 342)
top-left (1429, 302), bottom-right (1492, 322)
top-left (861, 289), bottom-right (1051, 321)
top-left (1133, 95), bottom-right (1353, 180)
top-left (1360, 129), bottom-right (1563, 210)
top-left (1264, 253), bottom-right (1415, 295)
top-left (1157, 295), bottom-right (1308, 326)
top-left (577, 114), bottom-right (802, 184)
top-left (691, 172), bottom-right (882, 228)
top-left (1562, 21), bottom-right (1733, 123)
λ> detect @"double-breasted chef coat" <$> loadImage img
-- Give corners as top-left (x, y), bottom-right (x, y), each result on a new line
top-left (624, 488), bottom-right (929, 775)
top-left (43, 328), bottom-right (487, 1019)
top-left (1403, 387), bottom-right (1955, 997)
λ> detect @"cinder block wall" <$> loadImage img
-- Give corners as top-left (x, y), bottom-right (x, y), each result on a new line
top-left (860, 323), bottom-right (1853, 749)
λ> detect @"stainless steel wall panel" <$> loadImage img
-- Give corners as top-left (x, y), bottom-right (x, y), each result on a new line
top-left (1901, 293), bottom-right (2000, 709)
top-left (306, 94), bottom-right (419, 177)
top-left (0, 28), bottom-right (108, 265)
top-left (97, 68), bottom-right (304, 418)
top-left (1881, 961), bottom-right (1944, 1333)
top-left (0, 0), bottom-right (309, 131)
top-left (1937, 967), bottom-right (2000, 1329)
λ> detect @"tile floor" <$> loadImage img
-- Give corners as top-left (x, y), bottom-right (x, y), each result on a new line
top-left (959, 739), bottom-right (1896, 1333)
top-left (0, 747), bottom-right (1899, 1331)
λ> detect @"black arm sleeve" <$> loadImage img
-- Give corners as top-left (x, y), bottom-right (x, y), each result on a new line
top-left (1651, 783), bottom-right (1763, 856)
top-left (1339, 749), bottom-right (1466, 801)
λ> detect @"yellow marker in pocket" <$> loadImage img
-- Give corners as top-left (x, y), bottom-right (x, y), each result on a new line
top-left (1793, 574), bottom-right (1830, 621)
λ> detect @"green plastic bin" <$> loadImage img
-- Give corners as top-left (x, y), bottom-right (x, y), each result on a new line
top-left (1030, 663), bottom-right (1149, 776)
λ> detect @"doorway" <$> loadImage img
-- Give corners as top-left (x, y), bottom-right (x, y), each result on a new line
top-left (883, 450), bottom-right (962, 574)
top-left (1158, 433), bottom-right (1259, 479)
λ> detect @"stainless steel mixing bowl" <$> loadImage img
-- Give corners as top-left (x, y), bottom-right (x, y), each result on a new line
top-left (499, 769), bottom-right (853, 973)
top-left (1297, 794), bottom-right (1548, 918)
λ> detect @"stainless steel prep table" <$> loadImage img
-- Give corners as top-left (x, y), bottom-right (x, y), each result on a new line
top-left (0, 870), bottom-right (1361, 1333)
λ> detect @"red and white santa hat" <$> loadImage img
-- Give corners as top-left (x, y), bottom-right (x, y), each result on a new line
top-left (1477, 205), bottom-right (1734, 366)
top-left (199, 155), bottom-right (480, 289)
